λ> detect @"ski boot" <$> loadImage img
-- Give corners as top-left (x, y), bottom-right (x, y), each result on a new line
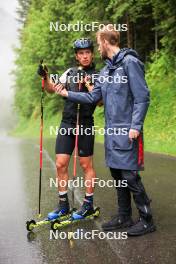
top-left (48, 194), bottom-right (70, 221)
top-left (72, 197), bottom-right (94, 220)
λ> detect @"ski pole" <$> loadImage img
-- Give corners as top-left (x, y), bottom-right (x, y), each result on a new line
top-left (38, 61), bottom-right (45, 217)
top-left (72, 80), bottom-right (81, 209)
top-left (72, 66), bottom-right (83, 210)
top-left (69, 68), bottom-right (82, 245)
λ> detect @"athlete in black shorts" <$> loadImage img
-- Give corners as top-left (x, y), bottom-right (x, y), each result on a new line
top-left (55, 122), bottom-right (94, 157)
top-left (38, 38), bottom-right (98, 219)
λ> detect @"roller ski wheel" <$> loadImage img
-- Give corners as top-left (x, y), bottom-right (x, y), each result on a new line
top-left (51, 220), bottom-right (61, 231)
top-left (26, 220), bottom-right (36, 231)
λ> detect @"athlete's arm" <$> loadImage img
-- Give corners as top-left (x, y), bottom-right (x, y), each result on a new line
top-left (125, 58), bottom-right (150, 132)
top-left (56, 77), bottom-right (102, 104)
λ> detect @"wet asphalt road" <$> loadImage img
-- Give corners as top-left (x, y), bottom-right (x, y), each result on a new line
top-left (0, 134), bottom-right (176, 264)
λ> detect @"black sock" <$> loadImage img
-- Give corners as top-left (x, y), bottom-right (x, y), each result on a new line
top-left (58, 193), bottom-right (69, 209)
top-left (84, 194), bottom-right (93, 204)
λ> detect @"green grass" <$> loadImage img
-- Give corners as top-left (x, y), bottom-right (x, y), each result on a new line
top-left (11, 112), bottom-right (62, 139)
top-left (144, 67), bottom-right (176, 156)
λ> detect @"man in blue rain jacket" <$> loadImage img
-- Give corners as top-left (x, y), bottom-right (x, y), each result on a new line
top-left (56, 25), bottom-right (156, 236)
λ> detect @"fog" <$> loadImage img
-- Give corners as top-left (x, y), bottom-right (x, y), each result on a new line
top-left (0, 0), bottom-right (19, 133)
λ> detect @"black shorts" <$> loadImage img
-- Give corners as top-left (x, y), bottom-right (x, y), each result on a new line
top-left (55, 122), bottom-right (95, 157)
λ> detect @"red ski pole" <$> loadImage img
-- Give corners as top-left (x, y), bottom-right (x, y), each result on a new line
top-left (71, 67), bottom-right (83, 213)
top-left (38, 73), bottom-right (45, 217)
top-left (72, 79), bottom-right (81, 209)
top-left (69, 70), bottom-right (82, 245)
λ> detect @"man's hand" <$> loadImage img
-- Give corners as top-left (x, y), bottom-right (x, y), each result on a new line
top-left (129, 129), bottom-right (140, 142)
top-left (54, 83), bottom-right (68, 97)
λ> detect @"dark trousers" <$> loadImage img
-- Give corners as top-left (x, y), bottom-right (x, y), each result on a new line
top-left (110, 168), bottom-right (152, 221)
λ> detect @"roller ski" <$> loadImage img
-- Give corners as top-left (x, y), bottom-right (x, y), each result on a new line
top-left (26, 201), bottom-right (75, 231)
top-left (51, 198), bottom-right (100, 230)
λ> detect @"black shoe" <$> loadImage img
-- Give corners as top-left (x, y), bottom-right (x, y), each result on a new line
top-left (47, 204), bottom-right (70, 220)
top-left (102, 215), bottom-right (133, 231)
top-left (127, 218), bottom-right (156, 236)
top-left (72, 199), bottom-right (94, 220)
top-left (48, 193), bottom-right (70, 220)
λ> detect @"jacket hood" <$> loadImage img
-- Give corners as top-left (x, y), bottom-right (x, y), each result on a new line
top-left (105, 48), bottom-right (139, 68)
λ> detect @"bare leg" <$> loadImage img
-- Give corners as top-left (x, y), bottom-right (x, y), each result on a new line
top-left (79, 156), bottom-right (96, 194)
top-left (55, 154), bottom-right (71, 192)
